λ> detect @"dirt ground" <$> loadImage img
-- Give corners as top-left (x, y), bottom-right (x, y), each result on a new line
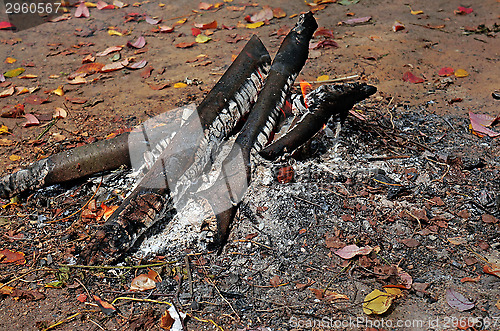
top-left (0, 0), bottom-right (499, 330)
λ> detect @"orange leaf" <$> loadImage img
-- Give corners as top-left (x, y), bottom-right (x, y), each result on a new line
top-left (175, 42), bottom-right (196, 49)
top-left (194, 20), bottom-right (217, 30)
top-left (75, 63), bottom-right (105, 75)
top-left (483, 263), bottom-right (500, 278)
top-left (402, 71), bottom-right (424, 83)
top-left (460, 275), bottom-right (480, 283)
top-left (0, 249), bottom-right (26, 265)
top-left (93, 295), bottom-right (117, 315)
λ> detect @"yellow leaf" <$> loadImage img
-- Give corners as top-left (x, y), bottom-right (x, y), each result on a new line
top-left (246, 21), bottom-right (265, 29)
top-left (159, 3), bottom-right (165, 6)
top-left (384, 287), bottom-right (403, 297)
top-left (411, 10), bottom-right (424, 15)
top-left (84, 2), bottom-right (97, 7)
top-left (108, 29), bottom-right (123, 36)
top-left (195, 34), bottom-right (211, 43)
top-left (5, 57), bottom-right (17, 64)
top-left (4, 67), bottom-right (25, 78)
top-left (52, 85), bottom-right (64, 96)
top-left (362, 289), bottom-right (394, 315)
top-left (455, 69), bottom-right (469, 78)
top-left (9, 155), bottom-right (21, 161)
top-left (317, 74), bottom-right (329, 82)
top-left (176, 18), bottom-right (187, 24)
top-left (49, 75), bottom-right (60, 79)
top-left (0, 125), bottom-right (9, 135)
top-left (174, 82), bottom-right (187, 88)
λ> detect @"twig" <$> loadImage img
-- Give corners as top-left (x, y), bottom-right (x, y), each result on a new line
top-left (47, 177), bottom-right (103, 223)
top-left (37, 118), bottom-right (58, 140)
top-left (206, 278), bottom-right (241, 321)
top-left (59, 261), bottom-right (177, 270)
top-left (323, 262), bottom-right (351, 294)
top-left (293, 74), bottom-right (359, 85)
top-left (88, 319), bottom-right (105, 331)
top-left (234, 239), bottom-right (272, 250)
top-left (0, 268), bottom-right (55, 290)
top-left (184, 256), bottom-right (193, 298)
top-left (42, 312), bottom-right (84, 331)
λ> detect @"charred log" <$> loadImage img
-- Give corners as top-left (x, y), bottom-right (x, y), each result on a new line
top-left (80, 35), bottom-right (271, 264)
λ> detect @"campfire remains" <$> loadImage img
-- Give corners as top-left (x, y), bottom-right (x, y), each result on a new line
top-left (0, 12), bottom-right (377, 264)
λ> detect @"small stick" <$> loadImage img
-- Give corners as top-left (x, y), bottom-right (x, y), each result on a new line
top-left (59, 261), bottom-right (177, 270)
top-left (206, 278), bottom-right (241, 321)
top-left (293, 74), bottom-right (359, 85)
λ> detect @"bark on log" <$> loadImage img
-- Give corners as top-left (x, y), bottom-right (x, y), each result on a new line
top-left (260, 83), bottom-right (377, 160)
top-left (198, 12), bottom-right (318, 249)
top-left (80, 35), bottom-right (271, 264)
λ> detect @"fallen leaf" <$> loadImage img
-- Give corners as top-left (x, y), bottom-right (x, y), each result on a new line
top-left (401, 238), bottom-right (420, 248)
top-left (96, 0), bottom-right (114, 9)
top-left (140, 66), bottom-right (154, 79)
top-left (175, 42), bottom-right (196, 48)
top-left (0, 22), bottom-right (15, 30)
top-left (397, 268), bottom-right (413, 289)
top-left (483, 263), bottom-right (500, 278)
top-left (96, 46), bottom-right (123, 56)
top-left (159, 25), bottom-right (174, 33)
top-left (100, 62), bottom-right (125, 72)
top-left (0, 125), bottom-right (9, 134)
top-left (454, 69), bottom-right (469, 78)
top-left (309, 288), bottom-right (348, 301)
top-left (5, 57), bottom-right (16, 64)
top-left (191, 27), bottom-right (201, 36)
top-left (9, 155), bottom-right (20, 161)
top-left (67, 76), bottom-right (87, 84)
top-left (309, 39), bottom-right (339, 49)
top-left (52, 85), bottom-right (64, 96)
top-left (76, 293), bottom-right (87, 302)
top-left (392, 21), bottom-right (405, 32)
top-left (130, 274), bottom-right (156, 291)
top-left (195, 34), bottom-right (211, 43)
top-left (75, 2), bottom-right (90, 18)
top-left (249, 6), bottom-right (273, 23)
top-left (4, 67), bottom-right (25, 78)
top-left (149, 83), bottom-right (169, 90)
top-left (482, 214), bottom-right (499, 224)
top-left (93, 295), bottom-right (117, 315)
top-left (447, 236), bottom-right (467, 245)
top-left (108, 29), bottom-right (123, 36)
top-left (335, 244), bottom-right (373, 259)
top-left (0, 283), bottom-right (15, 295)
top-left (438, 67), bottom-right (454, 76)
top-left (23, 113), bottom-right (40, 127)
top-left (0, 249), bottom-right (26, 265)
top-left (317, 75), bottom-right (329, 82)
top-left (128, 36), bottom-right (146, 49)
top-left (194, 20), bottom-right (217, 30)
top-left (25, 95), bottom-right (49, 105)
top-left (411, 9), bottom-right (424, 15)
top-left (0, 86), bottom-right (15, 98)
top-left (272, 7), bottom-right (286, 18)
top-left (270, 275), bottom-right (281, 287)
top-left (460, 275), bottom-right (480, 283)
top-left (17, 74), bottom-right (38, 80)
top-left (469, 112), bottom-right (500, 138)
top-left (160, 305), bottom-right (186, 330)
top-left (75, 63), bottom-right (105, 76)
top-left (0, 139), bottom-right (13, 146)
top-left (402, 71), bottom-right (424, 83)
top-left (127, 59), bottom-right (147, 69)
top-left (174, 82), bottom-right (187, 88)
top-left (246, 21), bottom-right (264, 29)
top-left (363, 288), bottom-right (402, 315)
top-left (446, 288), bottom-right (474, 312)
top-left (53, 107), bottom-right (67, 119)
top-left (455, 6), bottom-right (473, 15)
top-left (65, 96), bottom-right (88, 104)
top-left (342, 16), bottom-right (371, 25)
top-left (145, 16), bottom-right (161, 25)
top-left (113, 0), bottom-right (125, 8)
top-left (198, 2), bottom-right (213, 10)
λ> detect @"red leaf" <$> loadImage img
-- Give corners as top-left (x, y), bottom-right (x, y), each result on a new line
top-left (140, 66), bottom-right (154, 79)
top-left (191, 27), bottom-right (201, 36)
top-left (438, 67), bottom-right (454, 77)
top-left (402, 71), bottom-right (424, 83)
top-left (0, 249), bottom-right (26, 264)
top-left (313, 27), bottom-right (334, 38)
top-left (149, 83), bottom-right (169, 90)
top-left (76, 293), bottom-right (87, 302)
top-left (127, 36), bottom-right (146, 49)
top-left (175, 41), bottom-right (196, 48)
top-left (25, 95), bottom-right (49, 105)
top-left (93, 295), bottom-right (117, 315)
top-left (392, 21), bottom-right (405, 32)
top-left (455, 6), bottom-right (473, 15)
top-left (334, 244), bottom-right (373, 259)
top-left (342, 16), bottom-right (372, 25)
top-left (194, 20), bottom-right (217, 30)
top-left (483, 263), bottom-right (500, 278)
top-left (1, 104), bottom-right (25, 118)
top-left (75, 2), bottom-right (90, 18)
top-left (309, 39), bottom-right (339, 49)
top-left (96, 0), bottom-right (114, 9)
top-left (0, 21), bottom-right (15, 30)
top-left (23, 113), bottom-right (40, 127)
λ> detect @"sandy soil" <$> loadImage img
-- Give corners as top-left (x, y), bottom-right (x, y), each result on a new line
top-left (0, 0), bottom-right (499, 330)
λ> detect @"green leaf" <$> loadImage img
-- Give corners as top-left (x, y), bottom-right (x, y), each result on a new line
top-left (4, 67), bottom-right (25, 78)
